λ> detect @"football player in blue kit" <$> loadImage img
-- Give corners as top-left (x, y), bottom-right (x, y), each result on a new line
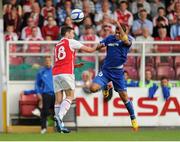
top-left (90, 21), bottom-right (139, 131)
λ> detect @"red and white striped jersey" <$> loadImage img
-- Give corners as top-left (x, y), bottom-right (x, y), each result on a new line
top-left (52, 38), bottom-right (83, 75)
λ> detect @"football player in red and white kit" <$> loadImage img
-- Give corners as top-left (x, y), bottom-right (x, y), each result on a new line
top-left (53, 26), bottom-right (102, 133)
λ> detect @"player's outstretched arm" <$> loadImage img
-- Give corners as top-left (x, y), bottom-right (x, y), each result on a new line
top-left (80, 44), bottom-right (105, 53)
top-left (115, 21), bottom-right (131, 46)
top-left (96, 43), bottom-right (106, 50)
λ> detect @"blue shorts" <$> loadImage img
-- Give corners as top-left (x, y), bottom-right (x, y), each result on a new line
top-left (93, 68), bottom-right (127, 92)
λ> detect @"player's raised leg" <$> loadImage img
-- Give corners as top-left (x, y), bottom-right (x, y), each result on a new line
top-left (102, 82), bottom-right (113, 102)
top-left (90, 71), bottom-right (109, 93)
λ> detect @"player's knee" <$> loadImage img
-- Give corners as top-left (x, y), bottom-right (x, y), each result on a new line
top-left (90, 84), bottom-right (99, 93)
top-left (119, 91), bottom-right (128, 102)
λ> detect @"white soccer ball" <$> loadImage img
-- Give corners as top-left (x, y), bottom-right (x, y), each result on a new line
top-left (71, 9), bottom-right (84, 23)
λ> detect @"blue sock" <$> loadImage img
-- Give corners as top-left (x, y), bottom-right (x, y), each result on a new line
top-left (124, 100), bottom-right (136, 120)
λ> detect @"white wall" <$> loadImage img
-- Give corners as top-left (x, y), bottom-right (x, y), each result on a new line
top-left (76, 88), bottom-right (180, 126)
top-left (7, 82), bottom-right (180, 127)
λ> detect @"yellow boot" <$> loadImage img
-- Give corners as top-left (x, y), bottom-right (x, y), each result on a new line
top-left (131, 119), bottom-right (139, 131)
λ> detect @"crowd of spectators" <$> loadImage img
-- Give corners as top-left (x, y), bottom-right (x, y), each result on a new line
top-left (3, 0), bottom-right (180, 82)
top-left (3, 0), bottom-right (180, 42)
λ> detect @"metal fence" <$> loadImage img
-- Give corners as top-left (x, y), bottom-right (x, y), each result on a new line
top-left (6, 40), bottom-right (180, 86)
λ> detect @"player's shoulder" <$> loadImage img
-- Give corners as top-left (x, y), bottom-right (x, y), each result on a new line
top-left (56, 38), bottom-right (70, 46)
top-left (68, 38), bottom-right (81, 44)
top-left (107, 34), bottom-right (116, 39)
top-left (104, 34), bottom-right (116, 41)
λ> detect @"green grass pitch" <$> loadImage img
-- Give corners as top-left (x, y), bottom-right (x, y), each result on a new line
top-left (0, 128), bottom-right (180, 141)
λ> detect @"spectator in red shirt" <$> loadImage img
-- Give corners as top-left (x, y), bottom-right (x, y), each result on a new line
top-left (155, 26), bottom-right (172, 41)
top-left (80, 25), bottom-right (100, 44)
top-left (41, 0), bottom-right (56, 19)
top-left (42, 16), bottom-right (59, 40)
top-left (4, 24), bottom-right (18, 42)
top-left (25, 26), bottom-right (44, 53)
top-left (4, 24), bottom-right (18, 53)
top-left (154, 26), bottom-right (172, 53)
top-left (21, 17), bottom-right (42, 40)
top-left (114, 1), bottom-right (133, 29)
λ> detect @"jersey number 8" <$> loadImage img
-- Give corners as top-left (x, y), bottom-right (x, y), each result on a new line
top-left (55, 46), bottom-right (66, 61)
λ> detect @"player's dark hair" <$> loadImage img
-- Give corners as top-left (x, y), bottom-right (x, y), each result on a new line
top-left (116, 24), bottom-right (127, 33)
top-left (60, 26), bottom-right (74, 37)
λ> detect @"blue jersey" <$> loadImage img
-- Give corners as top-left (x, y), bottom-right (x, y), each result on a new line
top-left (35, 67), bottom-right (54, 95)
top-left (93, 34), bottom-right (134, 92)
top-left (100, 35), bottom-right (134, 69)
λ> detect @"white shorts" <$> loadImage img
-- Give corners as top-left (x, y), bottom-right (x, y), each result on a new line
top-left (53, 74), bottom-right (75, 93)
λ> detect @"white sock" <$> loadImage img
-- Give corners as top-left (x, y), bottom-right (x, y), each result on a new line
top-left (54, 104), bottom-right (60, 117)
top-left (58, 99), bottom-right (72, 120)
